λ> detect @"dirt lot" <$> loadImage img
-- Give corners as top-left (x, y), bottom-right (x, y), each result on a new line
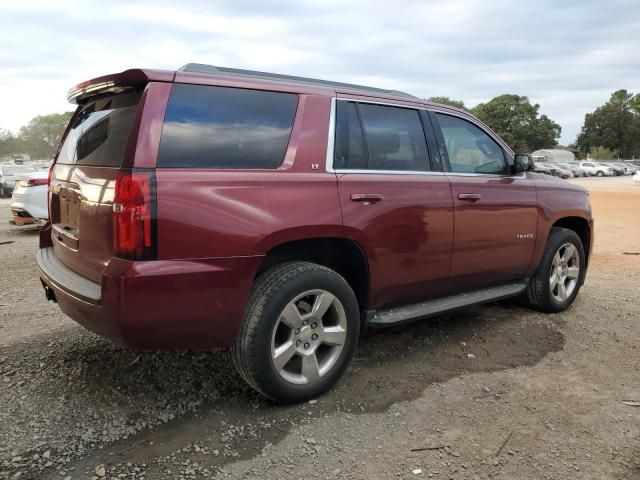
top-left (1, 176), bottom-right (639, 480)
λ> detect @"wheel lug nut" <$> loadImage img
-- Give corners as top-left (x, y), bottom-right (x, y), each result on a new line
top-left (304, 342), bottom-right (310, 349)
top-left (312, 334), bottom-right (318, 340)
top-left (311, 322), bottom-right (317, 329)
top-left (295, 328), bottom-right (300, 334)
top-left (296, 340), bottom-right (301, 347)
top-left (303, 320), bottom-right (308, 326)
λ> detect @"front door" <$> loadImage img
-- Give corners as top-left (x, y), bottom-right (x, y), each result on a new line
top-left (430, 111), bottom-right (538, 292)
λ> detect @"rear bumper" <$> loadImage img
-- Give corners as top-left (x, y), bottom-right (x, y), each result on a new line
top-left (38, 247), bottom-right (263, 350)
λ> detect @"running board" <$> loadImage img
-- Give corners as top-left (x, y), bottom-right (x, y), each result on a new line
top-left (367, 282), bottom-right (528, 327)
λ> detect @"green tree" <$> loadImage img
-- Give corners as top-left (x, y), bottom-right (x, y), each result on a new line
top-left (576, 90), bottom-right (640, 158)
top-left (589, 146), bottom-right (617, 160)
top-left (471, 94), bottom-right (561, 152)
top-left (17, 112), bottom-right (74, 159)
top-left (0, 128), bottom-right (18, 158)
top-left (428, 96), bottom-right (467, 110)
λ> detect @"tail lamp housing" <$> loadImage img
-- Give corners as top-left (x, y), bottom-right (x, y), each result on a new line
top-left (47, 163), bottom-right (55, 221)
top-left (25, 178), bottom-right (49, 187)
top-left (113, 170), bottom-right (156, 260)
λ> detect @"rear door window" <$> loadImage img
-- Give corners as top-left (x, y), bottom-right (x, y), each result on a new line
top-left (158, 84), bottom-right (298, 169)
top-left (57, 91), bottom-right (141, 167)
top-left (333, 101), bottom-right (430, 171)
top-left (358, 104), bottom-right (430, 171)
top-left (334, 102), bottom-right (368, 169)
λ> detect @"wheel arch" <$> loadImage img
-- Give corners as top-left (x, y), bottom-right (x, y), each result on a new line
top-left (550, 216), bottom-right (592, 267)
top-left (255, 237), bottom-right (370, 314)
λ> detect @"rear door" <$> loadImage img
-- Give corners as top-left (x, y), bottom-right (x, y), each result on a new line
top-left (49, 90), bottom-right (142, 283)
top-left (333, 99), bottom-right (454, 309)
top-left (430, 111), bottom-right (538, 292)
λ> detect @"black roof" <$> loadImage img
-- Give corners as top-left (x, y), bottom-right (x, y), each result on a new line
top-left (179, 63), bottom-right (419, 100)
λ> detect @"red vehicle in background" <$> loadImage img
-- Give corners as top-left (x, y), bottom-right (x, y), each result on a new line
top-left (38, 64), bottom-right (593, 403)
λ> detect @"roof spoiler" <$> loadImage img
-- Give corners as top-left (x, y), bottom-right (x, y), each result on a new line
top-left (67, 69), bottom-right (174, 104)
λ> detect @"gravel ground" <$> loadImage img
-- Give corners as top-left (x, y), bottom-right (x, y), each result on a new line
top-left (1, 176), bottom-right (639, 480)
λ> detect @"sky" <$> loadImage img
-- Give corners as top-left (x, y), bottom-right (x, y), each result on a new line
top-left (1, 0), bottom-right (639, 145)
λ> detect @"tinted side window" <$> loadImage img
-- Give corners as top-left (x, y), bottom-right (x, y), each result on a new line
top-left (334, 102), bottom-right (367, 169)
top-left (158, 84), bottom-right (298, 169)
top-left (359, 104), bottom-right (430, 171)
top-left (436, 114), bottom-right (507, 175)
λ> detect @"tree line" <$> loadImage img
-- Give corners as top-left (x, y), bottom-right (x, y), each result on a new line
top-left (0, 112), bottom-right (73, 160)
top-left (2, 90), bottom-right (638, 161)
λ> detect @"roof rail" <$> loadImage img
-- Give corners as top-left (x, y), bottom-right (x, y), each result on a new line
top-left (178, 63), bottom-right (419, 100)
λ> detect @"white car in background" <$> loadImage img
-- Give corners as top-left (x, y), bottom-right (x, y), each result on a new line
top-left (0, 164), bottom-right (35, 197)
top-left (579, 161), bottom-right (615, 177)
top-left (10, 169), bottom-right (49, 225)
top-left (634, 170), bottom-right (640, 184)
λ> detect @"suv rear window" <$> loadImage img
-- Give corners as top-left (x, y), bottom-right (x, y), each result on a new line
top-left (157, 84), bottom-right (298, 169)
top-left (56, 91), bottom-right (141, 167)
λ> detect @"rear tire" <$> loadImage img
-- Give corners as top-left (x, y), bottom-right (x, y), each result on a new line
top-left (521, 227), bottom-right (585, 313)
top-left (596, 171), bottom-right (604, 177)
top-left (231, 261), bottom-right (360, 404)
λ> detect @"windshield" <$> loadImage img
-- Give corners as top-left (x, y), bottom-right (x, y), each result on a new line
top-left (57, 91), bottom-right (141, 167)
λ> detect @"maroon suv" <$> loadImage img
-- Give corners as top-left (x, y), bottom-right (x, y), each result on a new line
top-left (38, 64), bottom-right (593, 403)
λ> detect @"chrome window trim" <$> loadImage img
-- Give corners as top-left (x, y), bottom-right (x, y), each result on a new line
top-left (445, 172), bottom-right (526, 179)
top-left (325, 97), bottom-right (337, 173)
top-left (338, 97), bottom-right (427, 111)
top-left (325, 97), bottom-right (527, 180)
top-left (333, 169), bottom-right (444, 176)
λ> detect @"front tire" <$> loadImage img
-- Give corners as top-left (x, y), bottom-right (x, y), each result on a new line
top-left (521, 227), bottom-right (585, 313)
top-left (596, 170), bottom-right (604, 177)
top-left (231, 262), bottom-right (360, 404)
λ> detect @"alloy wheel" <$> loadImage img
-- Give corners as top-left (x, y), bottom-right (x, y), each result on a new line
top-left (270, 290), bottom-right (348, 385)
top-left (549, 243), bottom-right (580, 303)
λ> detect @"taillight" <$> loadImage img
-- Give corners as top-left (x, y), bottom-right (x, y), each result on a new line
top-left (47, 163), bottom-right (54, 221)
top-left (25, 178), bottom-right (48, 187)
top-left (113, 170), bottom-right (156, 260)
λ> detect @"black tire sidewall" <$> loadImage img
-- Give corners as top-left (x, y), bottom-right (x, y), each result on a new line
top-left (536, 229), bottom-right (585, 312)
top-left (250, 268), bottom-right (360, 404)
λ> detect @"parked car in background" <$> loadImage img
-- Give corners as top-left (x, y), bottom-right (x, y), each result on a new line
top-left (549, 164), bottom-right (574, 179)
top-left (0, 164), bottom-right (35, 197)
top-left (556, 162), bottom-right (587, 177)
top-left (611, 163), bottom-right (636, 175)
top-left (38, 64), bottom-right (594, 403)
top-left (10, 169), bottom-right (49, 225)
top-left (601, 163), bottom-right (625, 176)
top-left (532, 162), bottom-right (557, 176)
top-left (634, 170), bottom-right (640, 183)
top-left (579, 161), bottom-right (615, 177)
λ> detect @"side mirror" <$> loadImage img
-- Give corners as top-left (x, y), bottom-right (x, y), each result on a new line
top-left (514, 154), bottom-right (534, 173)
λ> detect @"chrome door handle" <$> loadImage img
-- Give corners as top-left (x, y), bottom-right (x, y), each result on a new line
top-left (457, 193), bottom-right (481, 201)
top-left (350, 193), bottom-right (384, 204)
